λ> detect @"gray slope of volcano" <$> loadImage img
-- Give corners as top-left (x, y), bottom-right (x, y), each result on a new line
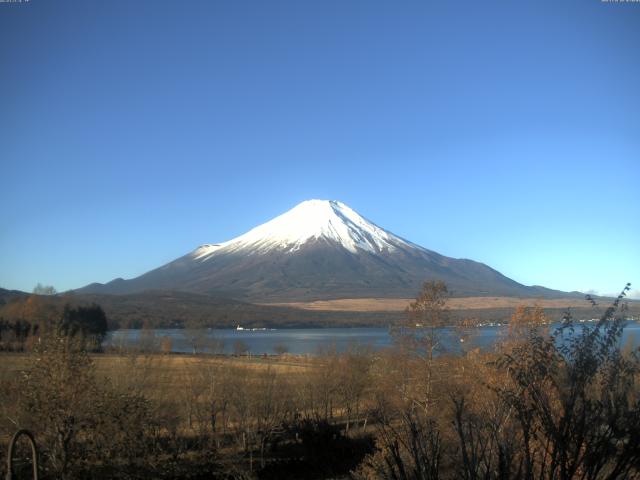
top-left (77, 200), bottom-right (572, 301)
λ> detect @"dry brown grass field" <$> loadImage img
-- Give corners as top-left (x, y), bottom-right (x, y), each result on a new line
top-left (0, 351), bottom-right (315, 384)
top-left (265, 296), bottom-right (591, 312)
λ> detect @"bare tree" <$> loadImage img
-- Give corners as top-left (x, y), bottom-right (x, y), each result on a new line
top-left (306, 346), bottom-right (340, 421)
top-left (336, 344), bottom-right (372, 432)
top-left (14, 331), bottom-right (154, 479)
top-left (252, 367), bottom-right (293, 468)
top-left (393, 280), bottom-right (449, 416)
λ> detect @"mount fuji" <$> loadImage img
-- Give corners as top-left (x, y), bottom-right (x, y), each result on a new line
top-left (78, 200), bottom-right (567, 301)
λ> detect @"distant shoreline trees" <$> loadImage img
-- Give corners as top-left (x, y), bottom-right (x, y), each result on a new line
top-left (0, 297), bottom-right (108, 352)
top-left (32, 283), bottom-right (57, 296)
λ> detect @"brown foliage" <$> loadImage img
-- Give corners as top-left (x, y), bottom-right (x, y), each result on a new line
top-left (1, 282), bottom-right (639, 479)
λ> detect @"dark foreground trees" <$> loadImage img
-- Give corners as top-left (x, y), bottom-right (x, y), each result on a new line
top-left (58, 303), bottom-right (109, 348)
top-left (3, 331), bottom-right (230, 479)
top-left (8, 334), bottom-right (154, 479)
top-left (487, 285), bottom-right (640, 480)
top-left (0, 299), bottom-right (108, 352)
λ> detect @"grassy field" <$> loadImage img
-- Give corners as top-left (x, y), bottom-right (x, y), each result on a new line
top-left (264, 296), bottom-right (603, 312)
top-left (0, 351), bottom-right (315, 382)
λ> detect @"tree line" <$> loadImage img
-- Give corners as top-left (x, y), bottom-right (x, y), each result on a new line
top-left (0, 295), bottom-right (108, 351)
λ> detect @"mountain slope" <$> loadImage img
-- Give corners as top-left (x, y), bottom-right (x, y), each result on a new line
top-left (0, 287), bottom-right (30, 305)
top-left (77, 200), bottom-right (571, 301)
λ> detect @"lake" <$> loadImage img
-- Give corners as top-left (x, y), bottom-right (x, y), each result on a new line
top-left (104, 320), bottom-right (640, 355)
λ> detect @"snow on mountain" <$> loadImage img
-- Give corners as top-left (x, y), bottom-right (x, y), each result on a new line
top-left (76, 199), bottom-right (574, 301)
top-left (193, 199), bottom-right (416, 259)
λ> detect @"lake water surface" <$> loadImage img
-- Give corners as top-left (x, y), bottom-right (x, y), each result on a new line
top-left (104, 321), bottom-right (640, 355)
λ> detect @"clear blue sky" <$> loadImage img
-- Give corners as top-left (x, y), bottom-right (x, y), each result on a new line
top-left (1, 0), bottom-right (638, 298)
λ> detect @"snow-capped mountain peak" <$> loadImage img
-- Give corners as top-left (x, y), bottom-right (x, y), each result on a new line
top-left (77, 199), bottom-right (561, 301)
top-left (193, 199), bottom-right (414, 259)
